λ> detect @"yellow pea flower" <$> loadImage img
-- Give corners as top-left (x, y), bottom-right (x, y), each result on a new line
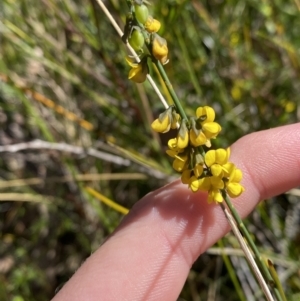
top-left (172, 154), bottom-right (188, 172)
top-left (151, 114), bottom-right (170, 133)
top-left (196, 106), bottom-right (216, 122)
top-left (181, 164), bottom-right (203, 187)
top-left (126, 56), bottom-right (148, 83)
top-left (227, 183), bottom-right (244, 198)
top-left (193, 164), bottom-right (204, 178)
top-left (152, 34), bottom-right (168, 64)
top-left (210, 176), bottom-right (224, 189)
top-left (189, 176), bottom-right (200, 192)
top-left (177, 121), bottom-right (189, 149)
top-left (197, 177), bottom-right (211, 191)
top-left (151, 107), bottom-right (179, 133)
top-left (208, 189), bottom-right (223, 203)
top-left (181, 169), bottom-right (192, 184)
top-left (202, 122), bottom-right (222, 139)
top-left (168, 137), bottom-right (178, 150)
top-left (190, 174), bottom-right (224, 203)
top-left (223, 162), bottom-right (245, 197)
top-left (205, 148), bottom-right (230, 177)
top-left (166, 138), bottom-right (185, 158)
top-left (195, 106), bottom-right (222, 144)
top-left (190, 128), bottom-right (207, 147)
top-left (145, 16), bottom-right (161, 33)
top-left (177, 135), bottom-right (188, 149)
top-left (205, 148), bottom-right (230, 167)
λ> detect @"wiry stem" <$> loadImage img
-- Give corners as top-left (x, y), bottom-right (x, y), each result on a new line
top-left (222, 192), bottom-right (283, 301)
top-left (219, 201), bottom-right (275, 301)
top-left (154, 61), bottom-right (188, 120)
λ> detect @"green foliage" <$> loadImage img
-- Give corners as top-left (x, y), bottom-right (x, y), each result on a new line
top-left (0, 0), bottom-right (299, 300)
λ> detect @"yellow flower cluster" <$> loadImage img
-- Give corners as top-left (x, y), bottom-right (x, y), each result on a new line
top-left (183, 148), bottom-right (244, 203)
top-left (124, 2), bottom-right (169, 83)
top-left (151, 106), bottom-right (244, 203)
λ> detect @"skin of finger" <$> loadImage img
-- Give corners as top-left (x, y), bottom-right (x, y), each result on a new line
top-left (52, 123), bottom-right (300, 301)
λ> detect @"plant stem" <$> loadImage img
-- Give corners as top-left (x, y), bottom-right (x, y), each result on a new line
top-left (268, 259), bottom-right (288, 301)
top-left (220, 201), bottom-right (275, 301)
top-left (222, 192), bottom-right (283, 301)
top-left (154, 60), bottom-right (188, 121)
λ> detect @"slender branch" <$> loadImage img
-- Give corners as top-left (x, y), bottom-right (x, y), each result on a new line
top-left (154, 61), bottom-right (188, 120)
top-left (223, 193), bottom-right (283, 301)
top-left (0, 173), bottom-right (147, 189)
top-left (0, 193), bottom-right (53, 203)
top-left (0, 139), bottom-right (130, 166)
top-left (0, 140), bottom-right (170, 180)
top-left (220, 202), bottom-right (275, 301)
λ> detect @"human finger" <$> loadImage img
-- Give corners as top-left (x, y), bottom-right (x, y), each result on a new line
top-left (52, 123), bottom-right (300, 301)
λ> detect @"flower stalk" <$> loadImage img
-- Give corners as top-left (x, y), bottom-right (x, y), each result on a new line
top-left (154, 60), bottom-right (188, 121)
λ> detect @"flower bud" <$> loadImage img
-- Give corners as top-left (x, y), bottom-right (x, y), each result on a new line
top-left (145, 16), bottom-right (161, 33)
top-left (128, 62), bottom-right (148, 83)
top-left (177, 121), bottom-right (189, 149)
top-left (129, 29), bottom-right (145, 51)
top-left (126, 56), bottom-right (148, 83)
top-left (151, 109), bottom-right (172, 133)
top-left (152, 34), bottom-right (168, 64)
top-left (134, 4), bottom-right (149, 24)
top-left (171, 111), bottom-right (180, 129)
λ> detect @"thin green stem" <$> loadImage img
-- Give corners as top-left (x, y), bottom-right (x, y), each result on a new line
top-left (268, 260), bottom-right (288, 301)
top-left (154, 60), bottom-right (188, 121)
top-left (220, 202), bottom-right (274, 301)
top-left (222, 191), bottom-right (283, 301)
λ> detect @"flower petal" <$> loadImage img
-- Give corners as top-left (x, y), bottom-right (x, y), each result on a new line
top-left (202, 122), bottom-right (222, 138)
top-left (166, 149), bottom-right (178, 157)
top-left (198, 177), bottom-right (211, 191)
top-left (168, 138), bottom-right (178, 150)
top-left (227, 183), bottom-right (245, 197)
top-left (222, 162), bottom-right (235, 177)
top-left (177, 131), bottom-right (189, 149)
top-left (189, 176), bottom-right (200, 192)
top-left (145, 16), bottom-right (161, 33)
top-left (173, 155), bottom-right (188, 172)
top-left (152, 34), bottom-right (168, 63)
top-left (193, 164), bottom-right (204, 178)
top-left (209, 189), bottom-right (223, 203)
top-left (181, 169), bottom-right (192, 184)
top-left (205, 150), bottom-right (216, 167)
top-left (210, 176), bottom-right (224, 189)
top-left (196, 106), bottom-right (215, 122)
top-left (230, 168), bottom-right (243, 183)
top-left (211, 164), bottom-right (223, 177)
top-left (215, 148), bottom-right (229, 165)
top-left (196, 106), bottom-right (205, 118)
top-left (151, 114), bottom-right (170, 133)
top-left (190, 129), bottom-right (207, 147)
top-left (125, 56), bottom-right (138, 67)
top-left (203, 106), bottom-right (216, 122)
top-left (128, 61), bottom-right (148, 83)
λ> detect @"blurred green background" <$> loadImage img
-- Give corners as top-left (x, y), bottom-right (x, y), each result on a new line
top-left (1, 0), bottom-right (300, 300)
